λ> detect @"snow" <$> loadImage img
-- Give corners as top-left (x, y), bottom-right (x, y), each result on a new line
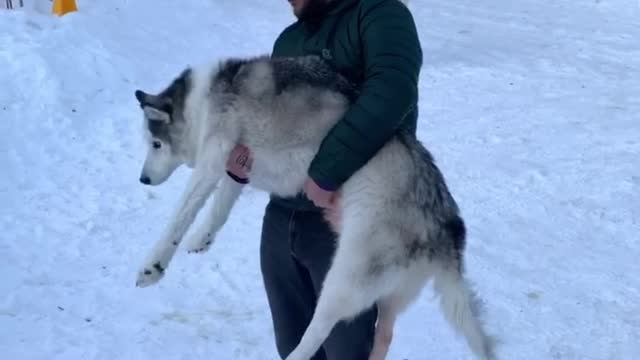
top-left (0, 0), bottom-right (638, 359)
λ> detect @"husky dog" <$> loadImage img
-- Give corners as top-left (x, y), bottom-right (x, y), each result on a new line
top-left (133, 54), bottom-right (495, 360)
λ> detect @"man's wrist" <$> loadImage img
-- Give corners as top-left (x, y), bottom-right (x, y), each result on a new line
top-left (226, 170), bottom-right (249, 184)
top-left (309, 176), bottom-right (338, 192)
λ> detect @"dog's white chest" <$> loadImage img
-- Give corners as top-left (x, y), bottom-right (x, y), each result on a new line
top-left (247, 147), bottom-right (313, 197)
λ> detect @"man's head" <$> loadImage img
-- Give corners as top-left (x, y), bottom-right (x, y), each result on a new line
top-left (288, 0), bottom-right (331, 21)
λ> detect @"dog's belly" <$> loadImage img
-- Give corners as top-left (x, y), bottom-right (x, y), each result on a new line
top-left (248, 147), bottom-right (313, 197)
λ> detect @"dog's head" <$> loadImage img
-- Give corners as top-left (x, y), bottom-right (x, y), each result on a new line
top-left (134, 69), bottom-right (191, 186)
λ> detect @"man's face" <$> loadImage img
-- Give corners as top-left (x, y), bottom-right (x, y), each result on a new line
top-left (288, 0), bottom-right (329, 20)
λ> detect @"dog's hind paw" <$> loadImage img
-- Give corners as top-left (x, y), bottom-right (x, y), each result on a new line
top-left (185, 229), bottom-right (215, 254)
top-left (135, 262), bottom-right (165, 287)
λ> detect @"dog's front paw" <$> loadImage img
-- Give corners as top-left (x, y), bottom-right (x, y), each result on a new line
top-left (135, 261), bottom-right (166, 287)
top-left (185, 228), bottom-right (215, 254)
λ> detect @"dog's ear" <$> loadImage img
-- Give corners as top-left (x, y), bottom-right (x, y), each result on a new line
top-left (143, 106), bottom-right (172, 124)
top-left (135, 89), bottom-right (148, 107)
top-left (158, 99), bottom-right (173, 115)
top-left (136, 89), bottom-right (174, 117)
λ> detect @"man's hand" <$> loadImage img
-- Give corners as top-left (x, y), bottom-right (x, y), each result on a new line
top-left (303, 177), bottom-right (336, 209)
top-left (226, 144), bottom-right (252, 184)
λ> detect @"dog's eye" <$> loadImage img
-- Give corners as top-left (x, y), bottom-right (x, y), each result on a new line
top-left (152, 141), bottom-right (162, 149)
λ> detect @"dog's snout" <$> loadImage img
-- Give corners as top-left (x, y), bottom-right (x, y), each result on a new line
top-left (140, 176), bottom-right (151, 185)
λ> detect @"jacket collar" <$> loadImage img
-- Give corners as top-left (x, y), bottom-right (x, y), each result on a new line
top-left (326, 0), bottom-right (359, 14)
top-left (299, 0), bottom-right (359, 29)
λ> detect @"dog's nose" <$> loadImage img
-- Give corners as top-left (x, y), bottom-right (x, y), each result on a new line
top-left (140, 176), bottom-right (151, 185)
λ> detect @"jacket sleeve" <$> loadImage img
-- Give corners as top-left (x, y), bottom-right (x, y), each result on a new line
top-left (307, 0), bottom-right (423, 190)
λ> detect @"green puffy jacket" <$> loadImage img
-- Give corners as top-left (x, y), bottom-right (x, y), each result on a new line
top-left (270, 0), bottom-right (423, 209)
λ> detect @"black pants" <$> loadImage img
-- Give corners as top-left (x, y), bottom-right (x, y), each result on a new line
top-left (260, 200), bottom-right (378, 360)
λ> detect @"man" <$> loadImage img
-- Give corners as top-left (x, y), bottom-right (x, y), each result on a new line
top-left (227, 0), bottom-right (423, 358)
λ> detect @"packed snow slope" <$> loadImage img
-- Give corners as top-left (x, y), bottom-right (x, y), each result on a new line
top-left (1, 0), bottom-right (638, 359)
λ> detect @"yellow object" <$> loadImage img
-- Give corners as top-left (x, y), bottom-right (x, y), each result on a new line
top-left (52, 0), bottom-right (78, 16)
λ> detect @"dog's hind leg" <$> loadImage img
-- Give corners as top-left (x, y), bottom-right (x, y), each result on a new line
top-left (284, 227), bottom-right (394, 360)
top-left (285, 256), bottom-right (378, 360)
top-left (368, 298), bottom-right (398, 360)
top-left (368, 264), bottom-right (435, 360)
top-left (185, 175), bottom-right (244, 254)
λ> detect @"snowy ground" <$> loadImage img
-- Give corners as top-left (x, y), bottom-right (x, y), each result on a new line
top-left (1, 0), bottom-right (639, 359)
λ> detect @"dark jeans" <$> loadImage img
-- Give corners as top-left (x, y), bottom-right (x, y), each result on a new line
top-left (260, 199), bottom-right (378, 360)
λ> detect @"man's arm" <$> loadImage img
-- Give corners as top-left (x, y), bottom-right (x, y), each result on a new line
top-left (307, 0), bottom-right (423, 191)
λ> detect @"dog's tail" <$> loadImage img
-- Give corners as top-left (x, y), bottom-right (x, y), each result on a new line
top-left (432, 219), bottom-right (496, 359)
top-left (433, 267), bottom-right (496, 359)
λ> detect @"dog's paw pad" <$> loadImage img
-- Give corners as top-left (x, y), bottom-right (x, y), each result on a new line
top-left (136, 262), bottom-right (165, 287)
top-left (187, 242), bottom-right (210, 254)
top-left (186, 233), bottom-right (213, 254)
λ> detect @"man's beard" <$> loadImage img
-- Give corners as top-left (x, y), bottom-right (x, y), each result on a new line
top-left (295, 0), bottom-right (330, 21)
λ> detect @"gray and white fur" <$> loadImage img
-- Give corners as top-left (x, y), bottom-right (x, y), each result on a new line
top-left (133, 54), bottom-right (496, 360)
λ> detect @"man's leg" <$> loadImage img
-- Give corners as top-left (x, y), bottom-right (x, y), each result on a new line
top-left (260, 201), bottom-right (327, 360)
top-left (291, 210), bottom-right (378, 360)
